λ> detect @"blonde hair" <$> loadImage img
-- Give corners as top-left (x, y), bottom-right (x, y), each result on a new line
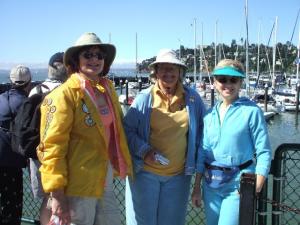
top-left (215, 59), bottom-right (245, 72)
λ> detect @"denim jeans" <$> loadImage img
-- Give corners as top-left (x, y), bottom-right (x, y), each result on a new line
top-left (128, 170), bottom-right (191, 225)
top-left (203, 178), bottom-right (240, 225)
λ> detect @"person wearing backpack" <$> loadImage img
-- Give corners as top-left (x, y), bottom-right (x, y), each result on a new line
top-left (28, 52), bottom-right (67, 225)
top-left (37, 32), bottom-right (133, 225)
top-left (0, 65), bottom-right (32, 225)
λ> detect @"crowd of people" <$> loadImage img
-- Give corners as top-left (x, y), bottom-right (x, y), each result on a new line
top-left (0, 32), bottom-right (271, 225)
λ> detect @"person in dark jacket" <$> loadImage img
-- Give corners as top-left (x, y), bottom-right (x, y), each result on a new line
top-left (28, 52), bottom-right (67, 225)
top-left (0, 65), bottom-right (32, 225)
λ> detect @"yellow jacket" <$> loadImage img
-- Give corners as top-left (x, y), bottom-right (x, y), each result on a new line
top-left (37, 74), bottom-right (132, 197)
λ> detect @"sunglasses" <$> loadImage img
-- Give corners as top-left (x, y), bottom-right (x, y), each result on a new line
top-left (81, 52), bottom-right (106, 60)
top-left (215, 76), bottom-right (240, 84)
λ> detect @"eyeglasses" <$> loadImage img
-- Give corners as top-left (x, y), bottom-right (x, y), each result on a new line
top-left (81, 52), bottom-right (106, 60)
top-left (157, 65), bottom-right (178, 73)
top-left (215, 76), bottom-right (240, 84)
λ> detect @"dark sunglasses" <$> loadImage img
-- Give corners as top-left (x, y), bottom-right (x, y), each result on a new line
top-left (215, 76), bottom-right (240, 84)
top-left (81, 52), bottom-right (106, 60)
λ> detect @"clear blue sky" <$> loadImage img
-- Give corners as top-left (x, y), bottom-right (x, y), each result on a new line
top-left (0, 0), bottom-right (299, 69)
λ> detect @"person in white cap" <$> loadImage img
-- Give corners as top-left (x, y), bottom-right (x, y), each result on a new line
top-left (36, 32), bottom-right (133, 225)
top-left (28, 52), bottom-right (67, 225)
top-left (123, 49), bottom-right (206, 225)
top-left (0, 65), bottom-right (32, 225)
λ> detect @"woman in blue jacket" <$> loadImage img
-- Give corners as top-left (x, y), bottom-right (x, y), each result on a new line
top-left (192, 59), bottom-right (272, 225)
top-left (124, 49), bottom-right (206, 225)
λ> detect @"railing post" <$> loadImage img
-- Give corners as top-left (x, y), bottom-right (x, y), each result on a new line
top-left (125, 80), bottom-right (129, 104)
top-left (120, 79), bottom-right (123, 94)
top-left (264, 83), bottom-right (268, 112)
top-left (257, 181), bottom-right (268, 225)
top-left (296, 83), bottom-right (300, 114)
top-left (210, 85), bottom-right (215, 108)
top-left (239, 173), bottom-right (256, 225)
top-left (139, 78), bottom-right (142, 92)
top-left (272, 144), bottom-right (285, 225)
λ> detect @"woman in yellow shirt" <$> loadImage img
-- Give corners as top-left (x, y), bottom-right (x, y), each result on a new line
top-left (124, 49), bottom-right (206, 225)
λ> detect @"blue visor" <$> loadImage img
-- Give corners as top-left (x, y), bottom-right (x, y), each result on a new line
top-left (212, 66), bottom-right (245, 78)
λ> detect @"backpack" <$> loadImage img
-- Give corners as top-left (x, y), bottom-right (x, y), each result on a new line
top-left (10, 84), bottom-right (50, 159)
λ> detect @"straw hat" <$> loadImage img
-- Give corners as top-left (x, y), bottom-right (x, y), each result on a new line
top-left (10, 65), bottom-right (31, 86)
top-left (148, 49), bottom-right (187, 71)
top-left (64, 32), bottom-right (116, 75)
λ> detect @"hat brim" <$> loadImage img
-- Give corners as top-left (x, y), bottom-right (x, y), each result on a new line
top-left (212, 66), bottom-right (245, 78)
top-left (148, 60), bottom-right (187, 71)
top-left (64, 43), bottom-right (116, 76)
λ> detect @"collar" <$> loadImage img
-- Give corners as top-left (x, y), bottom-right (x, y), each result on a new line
top-left (153, 82), bottom-right (185, 100)
top-left (76, 73), bottom-right (106, 93)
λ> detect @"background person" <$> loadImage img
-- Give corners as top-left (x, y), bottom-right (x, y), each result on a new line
top-left (0, 65), bottom-right (32, 225)
top-left (28, 52), bottom-right (67, 225)
top-left (37, 32), bottom-right (132, 225)
top-left (124, 49), bottom-right (206, 225)
top-left (192, 59), bottom-right (272, 225)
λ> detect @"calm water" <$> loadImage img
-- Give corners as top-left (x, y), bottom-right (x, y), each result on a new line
top-left (267, 112), bottom-right (300, 152)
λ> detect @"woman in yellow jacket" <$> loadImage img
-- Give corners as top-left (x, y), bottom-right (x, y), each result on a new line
top-left (37, 32), bottom-right (132, 225)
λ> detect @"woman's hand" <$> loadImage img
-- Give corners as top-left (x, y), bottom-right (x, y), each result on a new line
top-left (143, 148), bottom-right (158, 165)
top-left (191, 185), bottom-right (202, 208)
top-left (50, 190), bottom-right (71, 225)
top-left (191, 173), bottom-right (202, 208)
top-left (256, 174), bottom-right (266, 193)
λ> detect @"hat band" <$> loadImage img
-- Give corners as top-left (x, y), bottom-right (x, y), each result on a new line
top-left (212, 66), bottom-right (245, 78)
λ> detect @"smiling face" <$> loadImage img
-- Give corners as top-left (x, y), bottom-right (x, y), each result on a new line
top-left (214, 75), bottom-right (243, 103)
top-left (156, 63), bottom-right (181, 90)
top-left (78, 46), bottom-right (105, 80)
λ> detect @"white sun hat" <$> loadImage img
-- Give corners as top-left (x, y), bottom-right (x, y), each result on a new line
top-left (148, 49), bottom-right (187, 71)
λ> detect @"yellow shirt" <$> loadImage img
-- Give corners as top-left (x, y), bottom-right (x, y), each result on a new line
top-left (144, 82), bottom-right (189, 176)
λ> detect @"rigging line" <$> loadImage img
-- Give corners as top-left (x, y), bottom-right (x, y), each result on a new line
top-left (290, 8), bottom-right (300, 43)
top-left (267, 21), bottom-right (275, 46)
top-left (263, 22), bottom-right (275, 77)
top-left (199, 45), bottom-right (212, 85)
top-left (276, 45), bottom-right (285, 71)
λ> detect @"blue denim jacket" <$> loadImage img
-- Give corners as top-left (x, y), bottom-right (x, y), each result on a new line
top-left (123, 85), bottom-right (206, 175)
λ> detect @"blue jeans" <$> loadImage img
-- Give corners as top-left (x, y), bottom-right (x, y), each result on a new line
top-left (129, 170), bottom-right (191, 225)
top-left (203, 179), bottom-right (240, 225)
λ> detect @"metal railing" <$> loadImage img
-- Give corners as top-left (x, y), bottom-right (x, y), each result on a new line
top-left (21, 143), bottom-right (300, 225)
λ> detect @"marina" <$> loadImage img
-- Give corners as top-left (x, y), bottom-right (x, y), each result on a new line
top-left (1, 0), bottom-right (300, 224)
top-left (0, 69), bottom-right (299, 224)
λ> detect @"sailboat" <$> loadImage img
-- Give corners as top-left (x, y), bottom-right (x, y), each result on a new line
top-left (273, 13), bottom-right (300, 111)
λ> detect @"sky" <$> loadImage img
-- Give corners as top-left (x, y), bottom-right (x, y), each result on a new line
top-left (0, 0), bottom-right (299, 69)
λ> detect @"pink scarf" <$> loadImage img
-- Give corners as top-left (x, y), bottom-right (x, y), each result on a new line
top-left (77, 74), bottom-right (128, 178)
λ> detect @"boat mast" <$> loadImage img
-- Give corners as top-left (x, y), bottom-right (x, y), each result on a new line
top-left (272, 17), bottom-right (278, 89)
top-left (193, 18), bottom-right (197, 85)
top-left (245, 0), bottom-right (250, 95)
top-left (215, 20), bottom-right (218, 67)
top-left (135, 32), bottom-right (138, 79)
top-left (257, 21), bottom-right (261, 83)
top-left (199, 22), bottom-right (203, 82)
top-left (297, 23), bottom-right (300, 83)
